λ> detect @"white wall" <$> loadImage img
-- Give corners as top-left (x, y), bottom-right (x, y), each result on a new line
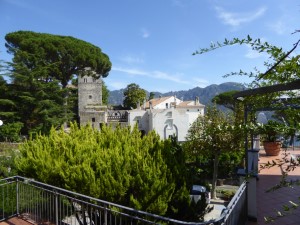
top-left (128, 105), bottom-right (204, 142)
top-left (150, 108), bottom-right (190, 141)
top-left (186, 108), bottom-right (204, 126)
top-left (128, 110), bottom-right (149, 133)
top-left (153, 97), bottom-right (182, 109)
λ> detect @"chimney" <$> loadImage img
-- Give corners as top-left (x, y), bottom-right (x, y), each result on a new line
top-left (195, 96), bottom-right (200, 105)
top-left (136, 101), bottom-right (141, 110)
top-left (143, 99), bottom-right (146, 110)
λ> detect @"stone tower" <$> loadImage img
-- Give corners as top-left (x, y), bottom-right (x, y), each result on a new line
top-left (78, 68), bottom-right (107, 129)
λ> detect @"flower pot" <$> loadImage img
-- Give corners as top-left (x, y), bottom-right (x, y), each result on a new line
top-left (263, 141), bottom-right (281, 156)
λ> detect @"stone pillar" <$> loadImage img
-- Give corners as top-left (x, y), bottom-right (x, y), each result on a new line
top-left (247, 135), bottom-right (260, 221)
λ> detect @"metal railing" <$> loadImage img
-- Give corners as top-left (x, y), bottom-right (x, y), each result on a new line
top-left (220, 182), bottom-right (247, 225)
top-left (0, 176), bottom-right (247, 225)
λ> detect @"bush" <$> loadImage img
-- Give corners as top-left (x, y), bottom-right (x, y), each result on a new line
top-left (16, 123), bottom-right (194, 218)
top-left (0, 122), bottom-right (23, 142)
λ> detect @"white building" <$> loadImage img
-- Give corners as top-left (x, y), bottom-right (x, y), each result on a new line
top-left (128, 96), bottom-right (205, 142)
top-left (78, 75), bottom-right (205, 142)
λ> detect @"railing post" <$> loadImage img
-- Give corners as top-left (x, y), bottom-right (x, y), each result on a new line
top-left (55, 192), bottom-right (59, 225)
top-left (16, 177), bottom-right (19, 216)
top-left (104, 204), bottom-right (107, 225)
top-left (246, 135), bottom-right (259, 222)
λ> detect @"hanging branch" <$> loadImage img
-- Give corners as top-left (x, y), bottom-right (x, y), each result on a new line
top-left (258, 39), bottom-right (300, 81)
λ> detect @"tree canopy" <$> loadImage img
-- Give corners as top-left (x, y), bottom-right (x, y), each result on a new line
top-left (123, 83), bottom-right (147, 109)
top-left (212, 90), bottom-right (240, 111)
top-left (102, 80), bottom-right (109, 105)
top-left (5, 31), bottom-right (112, 87)
top-left (0, 31), bottom-right (112, 136)
top-left (185, 106), bottom-right (244, 199)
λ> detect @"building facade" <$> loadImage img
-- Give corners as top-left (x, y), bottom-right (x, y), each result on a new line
top-left (78, 70), bottom-right (107, 130)
top-left (128, 96), bottom-right (205, 141)
top-left (78, 75), bottom-right (205, 142)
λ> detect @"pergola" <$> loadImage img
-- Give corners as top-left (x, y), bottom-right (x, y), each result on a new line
top-left (233, 79), bottom-right (300, 221)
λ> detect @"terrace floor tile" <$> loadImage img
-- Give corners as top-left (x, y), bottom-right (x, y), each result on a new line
top-left (247, 147), bottom-right (300, 225)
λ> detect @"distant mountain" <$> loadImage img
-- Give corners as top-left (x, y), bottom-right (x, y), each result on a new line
top-left (108, 89), bottom-right (125, 106)
top-left (108, 82), bottom-right (245, 106)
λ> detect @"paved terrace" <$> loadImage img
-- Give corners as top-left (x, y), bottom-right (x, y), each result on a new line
top-left (247, 148), bottom-right (300, 225)
top-left (0, 217), bottom-right (34, 225)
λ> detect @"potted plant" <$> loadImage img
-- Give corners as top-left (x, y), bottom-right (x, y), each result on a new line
top-left (256, 120), bottom-right (287, 156)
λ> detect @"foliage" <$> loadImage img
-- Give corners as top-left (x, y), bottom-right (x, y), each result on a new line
top-left (15, 123), bottom-right (196, 218)
top-left (0, 65), bottom-right (67, 137)
top-left (195, 33), bottom-right (300, 221)
top-left (123, 83), bottom-right (147, 109)
top-left (102, 80), bottom-right (109, 105)
top-left (218, 150), bottom-right (244, 178)
top-left (193, 35), bottom-right (299, 82)
top-left (212, 90), bottom-right (240, 111)
top-left (0, 122), bottom-right (23, 142)
top-left (9, 71), bottom-right (66, 135)
top-left (65, 83), bottom-right (79, 123)
top-left (273, 108), bottom-right (300, 145)
top-left (0, 181), bottom-right (17, 216)
top-left (0, 76), bottom-right (16, 120)
top-left (5, 31), bottom-right (111, 88)
top-left (2, 30), bottom-right (112, 136)
top-left (212, 90), bottom-right (245, 137)
top-left (185, 105), bottom-right (244, 199)
top-left (194, 35), bottom-right (300, 111)
top-left (149, 92), bottom-right (155, 100)
top-left (162, 136), bottom-right (208, 221)
top-left (0, 148), bottom-right (18, 178)
top-left (256, 120), bottom-right (289, 142)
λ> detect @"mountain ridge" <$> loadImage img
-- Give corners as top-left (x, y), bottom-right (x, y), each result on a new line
top-left (108, 82), bottom-right (245, 106)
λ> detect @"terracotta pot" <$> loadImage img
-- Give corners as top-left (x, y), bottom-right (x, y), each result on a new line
top-left (263, 141), bottom-right (281, 156)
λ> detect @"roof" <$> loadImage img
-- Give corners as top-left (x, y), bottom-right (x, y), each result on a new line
top-left (177, 101), bottom-right (205, 108)
top-left (145, 96), bottom-right (175, 108)
top-left (177, 101), bottom-right (193, 106)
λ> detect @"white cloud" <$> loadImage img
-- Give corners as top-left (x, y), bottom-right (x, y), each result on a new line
top-left (244, 45), bottom-right (262, 59)
top-left (172, 0), bottom-right (185, 7)
top-left (108, 81), bottom-right (127, 90)
top-left (3, 0), bottom-right (29, 9)
top-left (243, 38), bottom-right (268, 59)
top-left (112, 66), bottom-right (190, 85)
top-left (268, 19), bottom-right (290, 35)
top-left (152, 71), bottom-right (190, 84)
top-left (270, 20), bottom-right (285, 35)
top-left (120, 55), bottom-right (144, 64)
top-left (140, 28), bottom-right (150, 38)
top-left (3, 0), bottom-right (47, 16)
top-left (215, 6), bottom-right (267, 27)
top-left (113, 67), bottom-right (148, 76)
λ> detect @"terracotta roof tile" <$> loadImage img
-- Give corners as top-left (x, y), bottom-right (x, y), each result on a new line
top-left (145, 96), bottom-right (173, 108)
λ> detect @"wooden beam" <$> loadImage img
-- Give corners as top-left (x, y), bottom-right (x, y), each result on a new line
top-left (233, 80), bottom-right (300, 98)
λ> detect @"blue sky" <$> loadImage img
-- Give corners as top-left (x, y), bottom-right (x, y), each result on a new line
top-left (0, 0), bottom-right (299, 92)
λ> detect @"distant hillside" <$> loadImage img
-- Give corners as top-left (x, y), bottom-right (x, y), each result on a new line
top-left (108, 82), bottom-right (245, 106)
